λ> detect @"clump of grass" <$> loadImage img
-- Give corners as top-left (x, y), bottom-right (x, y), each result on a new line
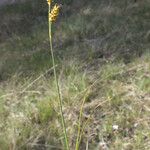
top-left (37, 98), bottom-right (54, 123)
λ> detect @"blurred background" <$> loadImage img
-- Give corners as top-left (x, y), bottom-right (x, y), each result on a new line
top-left (0, 0), bottom-right (149, 79)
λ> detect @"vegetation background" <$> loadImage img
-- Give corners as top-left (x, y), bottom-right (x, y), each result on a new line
top-left (0, 0), bottom-right (150, 149)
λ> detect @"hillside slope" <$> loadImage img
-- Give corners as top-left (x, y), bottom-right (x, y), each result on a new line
top-left (0, 0), bottom-right (150, 149)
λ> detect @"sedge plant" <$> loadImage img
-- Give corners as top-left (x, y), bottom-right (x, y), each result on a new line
top-left (46, 0), bottom-right (69, 150)
top-left (47, 1), bottom-right (86, 149)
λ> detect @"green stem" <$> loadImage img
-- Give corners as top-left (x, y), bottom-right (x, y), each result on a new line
top-left (48, 5), bottom-right (70, 150)
top-left (75, 92), bottom-right (87, 150)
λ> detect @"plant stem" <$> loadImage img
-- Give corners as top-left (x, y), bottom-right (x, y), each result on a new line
top-left (48, 5), bottom-right (70, 150)
top-left (75, 92), bottom-right (87, 150)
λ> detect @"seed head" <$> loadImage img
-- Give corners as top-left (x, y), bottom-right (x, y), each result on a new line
top-left (47, 0), bottom-right (52, 5)
top-left (49, 4), bottom-right (60, 22)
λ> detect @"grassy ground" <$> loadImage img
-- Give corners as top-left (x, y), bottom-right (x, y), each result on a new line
top-left (0, 0), bottom-right (150, 149)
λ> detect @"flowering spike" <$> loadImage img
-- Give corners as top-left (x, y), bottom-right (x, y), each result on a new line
top-left (47, 0), bottom-right (52, 5)
top-left (49, 4), bottom-right (60, 22)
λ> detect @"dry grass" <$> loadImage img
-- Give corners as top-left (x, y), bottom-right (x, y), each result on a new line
top-left (0, 54), bottom-right (149, 149)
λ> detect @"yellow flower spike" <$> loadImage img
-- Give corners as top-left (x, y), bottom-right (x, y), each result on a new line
top-left (47, 0), bottom-right (52, 5)
top-left (47, 1), bottom-right (69, 149)
top-left (49, 4), bottom-right (60, 22)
